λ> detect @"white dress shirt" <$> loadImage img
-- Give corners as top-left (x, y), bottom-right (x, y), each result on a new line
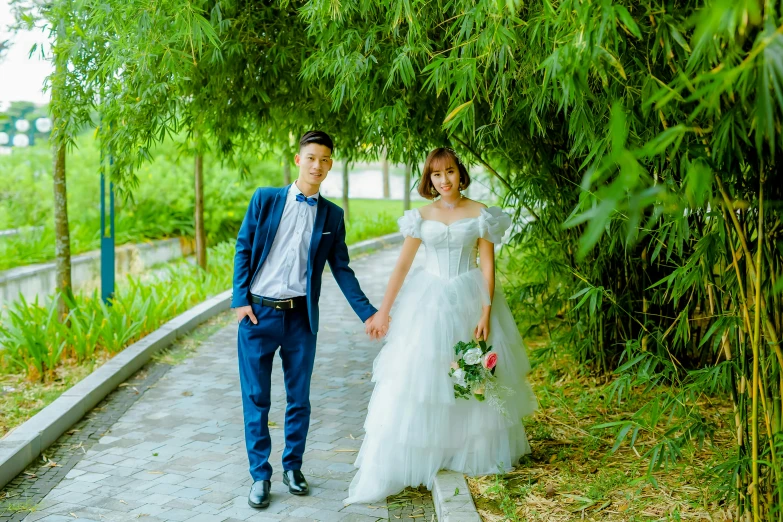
top-left (250, 184), bottom-right (319, 299)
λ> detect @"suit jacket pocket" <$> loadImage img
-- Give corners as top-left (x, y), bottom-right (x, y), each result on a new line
top-left (319, 230), bottom-right (336, 249)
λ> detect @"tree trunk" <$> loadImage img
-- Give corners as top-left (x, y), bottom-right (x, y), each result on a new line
top-left (194, 153), bottom-right (207, 270)
top-left (53, 140), bottom-right (71, 319)
top-left (382, 152), bottom-right (390, 199)
top-left (404, 163), bottom-right (412, 211)
top-left (283, 157), bottom-right (291, 185)
top-left (342, 161), bottom-right (350, 223)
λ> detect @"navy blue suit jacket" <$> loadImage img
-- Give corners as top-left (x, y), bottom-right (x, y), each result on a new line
top-left (232, 184), bottom-right (377, 334)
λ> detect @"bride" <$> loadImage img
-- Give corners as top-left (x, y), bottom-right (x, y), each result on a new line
top-left (345, 148), bottom-right (538, 505)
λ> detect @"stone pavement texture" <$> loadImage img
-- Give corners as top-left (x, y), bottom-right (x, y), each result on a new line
top-left (14, 245), bottom-right (437, 522)
top-left (0, 361), bottom-right (173, 522)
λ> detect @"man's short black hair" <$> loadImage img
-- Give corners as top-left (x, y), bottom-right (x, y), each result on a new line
top-left (299, 130), bottom-right (334, 153)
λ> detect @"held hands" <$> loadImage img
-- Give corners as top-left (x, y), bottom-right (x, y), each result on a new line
top-left (365, 312), bottom-right (391, 340)
top-left (474, 307), bottom-right (491, 341)
top-left (235, 305), bottom-right (258, 325)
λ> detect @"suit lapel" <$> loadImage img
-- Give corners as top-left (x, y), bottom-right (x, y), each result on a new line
top-left (307, 196), bottom-right (328, 274)
top-left (259, 185), bottom-right (289, 266)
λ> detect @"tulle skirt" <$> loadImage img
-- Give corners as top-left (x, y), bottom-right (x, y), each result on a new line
top-left (344, 267), bottom-right (537, 505)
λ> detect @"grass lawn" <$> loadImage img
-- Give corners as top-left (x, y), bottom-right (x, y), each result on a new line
top-left (467, 336), bottom-right (732, 521)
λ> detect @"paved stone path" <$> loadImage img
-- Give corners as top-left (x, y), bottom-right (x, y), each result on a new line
top-left (0, 361), bottom-right (174, 522)
top-left (16, 245), bottom-right (436, 522)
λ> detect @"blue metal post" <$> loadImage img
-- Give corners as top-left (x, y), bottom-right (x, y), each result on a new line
top-left (100, 149), bottom-right (115, 303)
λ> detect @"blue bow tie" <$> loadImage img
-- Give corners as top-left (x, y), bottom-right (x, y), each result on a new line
top-left (296, 193), bottom-right (317, 206)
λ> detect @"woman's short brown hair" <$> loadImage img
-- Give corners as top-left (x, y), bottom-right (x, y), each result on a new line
top-left (417, 148), bottom-right (471, 200)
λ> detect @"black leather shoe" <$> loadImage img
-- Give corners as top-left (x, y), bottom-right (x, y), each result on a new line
top-left (248, 480), bottom-right (271, 508)
top-left (283, 470), bottom-right (309, 495)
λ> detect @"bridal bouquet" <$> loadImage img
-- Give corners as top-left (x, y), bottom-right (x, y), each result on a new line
top-left (448, 339), bottom-right (499, 402)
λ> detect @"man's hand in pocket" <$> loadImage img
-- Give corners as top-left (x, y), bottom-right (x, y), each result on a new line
top-left (235, 306), bottom-right (258, 324)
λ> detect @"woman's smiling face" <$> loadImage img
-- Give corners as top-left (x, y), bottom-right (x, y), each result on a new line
top-left (429, 157), bottom-right (461, 198)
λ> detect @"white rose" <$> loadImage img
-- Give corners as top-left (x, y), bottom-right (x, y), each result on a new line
top-left (462, 348), bottom-right (483, 365)
top-left (451, 368), bottom-right (467, 387)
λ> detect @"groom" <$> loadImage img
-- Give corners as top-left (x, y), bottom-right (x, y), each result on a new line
top-left (232, 131), bottom-right (382, 508)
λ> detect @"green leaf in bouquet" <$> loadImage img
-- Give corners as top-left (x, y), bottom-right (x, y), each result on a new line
top-left (454, 340), bottom-right (472, 356)
top-left (453, 383), bottom-right (471, 399)
top-left (474, 393), bottom-right (486, 401)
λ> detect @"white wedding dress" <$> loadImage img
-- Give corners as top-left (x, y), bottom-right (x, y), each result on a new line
top-left (344, 206), bottom-right (538, 505)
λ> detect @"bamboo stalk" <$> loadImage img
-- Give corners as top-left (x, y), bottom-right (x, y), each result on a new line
top-left (756, 337), bottom-right (781, 522)
top-left (642, 247), bottom-right (649, 353)
top-left (751, 177), bottom-right (764, 521)
top-left (194, 152), bottom-right (207, 270)
top-left (738, 328), bottom-right (749, 516)
top-left (717, 177), bottom-right (783, 367)
top-left (723, 208), bottom-right (754, 334)
top-left (704, 250), bottom-right (745, 453)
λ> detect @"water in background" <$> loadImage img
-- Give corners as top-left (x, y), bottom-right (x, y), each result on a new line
top-left (322, 161), bottom-right (495, 202)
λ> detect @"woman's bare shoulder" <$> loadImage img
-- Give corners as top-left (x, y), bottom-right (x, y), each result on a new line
top-left (417, 202), bottom-right (436, 219)
top-left (462, 198), bottom-right (488, 211)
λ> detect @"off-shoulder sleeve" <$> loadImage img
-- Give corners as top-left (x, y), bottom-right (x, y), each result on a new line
top-left (478, 206), bottom-right (512, 244)
top-left (397, 208), bottom-right (423, 239)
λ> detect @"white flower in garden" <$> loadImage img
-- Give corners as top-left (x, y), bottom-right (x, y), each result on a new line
top-left (451, 368), bottom-right (466, 387)
top-left (462, 348), bottom-right (482, 365)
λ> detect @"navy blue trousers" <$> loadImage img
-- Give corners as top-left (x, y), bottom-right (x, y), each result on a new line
top-left (237, 301), bottom-right (317, 481)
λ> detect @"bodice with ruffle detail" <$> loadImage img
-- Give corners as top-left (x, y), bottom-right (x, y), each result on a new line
top-left (397, 207), bottom-right (511, 279)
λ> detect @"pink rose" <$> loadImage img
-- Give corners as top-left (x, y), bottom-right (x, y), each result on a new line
top-left (450, 361), bottom-right (460, 371)
top-left (482, 352), bottom-right (498, 370)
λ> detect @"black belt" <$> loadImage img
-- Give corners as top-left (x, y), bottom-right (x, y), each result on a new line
top-left (250, 295), bottom-right (307, 310)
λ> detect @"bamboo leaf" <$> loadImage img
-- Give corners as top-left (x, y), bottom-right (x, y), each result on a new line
top-left (614, 6), bottom-right (642, 39)
top-left (637, 125), bottom-right (689, 158)
top-left (668, 25), bottom-right (691, 53)
top-left (443, 100), bottom-right (473, 124)
top-left (611, 423), bottom-right (634, 453)
top-left (615, 354), bottom-right (647, 373)
top-left (569, 287), bottom-right (592, 300)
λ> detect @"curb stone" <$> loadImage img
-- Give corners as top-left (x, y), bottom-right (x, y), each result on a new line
top-left (0, 232), bottom-right (402, 492)
top-left (432, 471), bottom-right (481, 522)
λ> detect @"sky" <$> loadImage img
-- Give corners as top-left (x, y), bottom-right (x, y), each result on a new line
top-left (0, 1), bottom-right (52, 106)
